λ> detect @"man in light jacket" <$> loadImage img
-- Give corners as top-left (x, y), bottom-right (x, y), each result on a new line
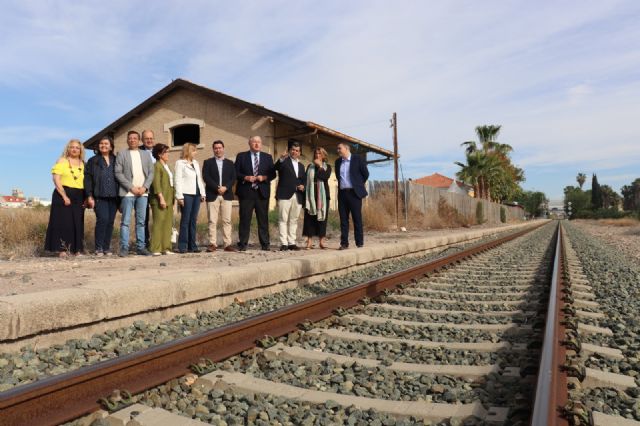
top-left (115, 130), bottom-right (154, 256)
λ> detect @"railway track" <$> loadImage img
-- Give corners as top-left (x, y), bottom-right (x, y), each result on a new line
top-left (0, 221), bottom-right (586, 425)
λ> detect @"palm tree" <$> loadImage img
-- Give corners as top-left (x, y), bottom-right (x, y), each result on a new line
top-left (456, 125), bottom-right (524, 202)
top-left (576, 173), bottom-right (586, 190)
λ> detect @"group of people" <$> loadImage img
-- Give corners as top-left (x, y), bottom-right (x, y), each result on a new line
top-left (44, 132), bottom-right (369, 257)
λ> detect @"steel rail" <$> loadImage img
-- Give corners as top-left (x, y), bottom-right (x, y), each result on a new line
top-left (531, 222), bottom-right (568, 426)
top-left (0, 222), bottom-right (547, 426)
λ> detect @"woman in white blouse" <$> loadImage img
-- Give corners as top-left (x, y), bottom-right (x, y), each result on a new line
top-left (174, 143), bottom-right (206, 253)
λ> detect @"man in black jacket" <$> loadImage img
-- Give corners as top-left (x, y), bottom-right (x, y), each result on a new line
top-left (335, 142), bottom-right (369, 249)
top-left (275, 140), bottom-right (306, 250)
top-left (235, 136), bottom-right (276, 251)
top-left (139, 129), bottom-right (156, 249)
top-left (202, 140), bottom-right (237, 252)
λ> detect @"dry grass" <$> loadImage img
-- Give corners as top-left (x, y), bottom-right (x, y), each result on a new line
top-left (363, 191), bottom-right (397, 231)
top-left (593, 217), bottom-right (640, 227)
top-left (363, 191), bottom-right (472, 231)
top-left (2, 192), bottom-right (479, 258)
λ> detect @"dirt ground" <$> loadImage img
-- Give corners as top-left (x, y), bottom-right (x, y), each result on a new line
top-left (0, 223), bottom-right (513, 297)
top-left (572, 219), bottom-right (640, 264)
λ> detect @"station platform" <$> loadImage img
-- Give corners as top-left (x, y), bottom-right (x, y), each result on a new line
top-left (0, 222), bottom-right (542, 350)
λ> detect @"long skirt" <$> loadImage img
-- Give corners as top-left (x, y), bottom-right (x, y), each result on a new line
top-left (44, 187), bottom-right (85, 254)
top-left (302, 209), bottom-right (328, 237)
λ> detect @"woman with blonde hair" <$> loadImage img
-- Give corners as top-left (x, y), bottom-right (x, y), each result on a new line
top-left (303, 147), bottom-right (332, 249)
top-left (44, 139), bottom-right (86, 256)
top-left (174, 143), bottom-right (205, 253)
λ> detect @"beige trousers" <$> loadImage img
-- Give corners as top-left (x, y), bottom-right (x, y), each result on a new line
top-left (207, 196), bottom-right (232, 247)
top-left (278, 194), bottom-right (302, 246)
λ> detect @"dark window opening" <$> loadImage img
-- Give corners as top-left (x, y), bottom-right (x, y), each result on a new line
top-left (172, 124), bottom-right (200, 147)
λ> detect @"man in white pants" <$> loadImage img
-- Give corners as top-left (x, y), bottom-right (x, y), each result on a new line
top-left (275, 141), bottom-right (306, 251)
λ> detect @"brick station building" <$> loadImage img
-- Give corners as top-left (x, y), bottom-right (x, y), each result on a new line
top-left (83, 79), bottom-right (394, 209)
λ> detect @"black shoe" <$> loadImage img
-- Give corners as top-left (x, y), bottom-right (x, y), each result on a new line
top-left (238, 245), bottom-right (247, 252)
top-left (288, 245), bottom-right (301, 251)
top-left (262, 246), bottom-right (271, 251)
top-left (356, 245), bottom-right (364, 248)
top-left (137, 248), bottom-right (152, 256)
top-left (118, 250), bottom-right (129, 257)
top-left (280, 245), bottom-right (289, 251)
top-left (178, 249), bottom-right (188, 254)
top-left (189, 248), bottom-right (202, 253)
top-left (339, 245), bottom-right (349, 250)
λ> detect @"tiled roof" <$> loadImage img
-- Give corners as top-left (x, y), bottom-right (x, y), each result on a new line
top-left (413, 173), bottom-right (467, 189)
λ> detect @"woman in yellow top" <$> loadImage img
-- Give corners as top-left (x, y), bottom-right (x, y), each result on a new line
top-left (44, 139), bottom-right (86, 256)
top-left (150, 144), bottom-right (175, 255)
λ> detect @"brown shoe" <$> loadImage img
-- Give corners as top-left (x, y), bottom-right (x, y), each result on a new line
top-left (206, 245), bottom-right (217, 252)
top-left (224, 246), bottom-right (237, 252)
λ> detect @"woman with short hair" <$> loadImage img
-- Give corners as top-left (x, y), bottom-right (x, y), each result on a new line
top-left (44, 139), bottom-right (86, 256)
top-left (150, 143), bottom-right (175, 255)
top-left (84, 136), bottom-right (118, 255)
top-left (174, 143), bottom-right (206, 253)
top-left (303, 147), bottom-right (332, 249)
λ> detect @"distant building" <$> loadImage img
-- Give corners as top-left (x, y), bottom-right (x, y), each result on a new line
top-left (11, 189), bottom-right (24, 198)
top-left (0, 195), bottom-right (26, 208)
top-left (413, 173), bottom-right (474, 197)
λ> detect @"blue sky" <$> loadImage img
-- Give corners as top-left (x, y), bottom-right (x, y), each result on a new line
top-left (1, 1), bottom-right (639, 203)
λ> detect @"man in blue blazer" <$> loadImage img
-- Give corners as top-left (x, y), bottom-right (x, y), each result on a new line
top-left (202, 140), bottom-right (237, 252)
top-left (235, 136), bottom-right (276, 251)
top-left (335, 142), bottom-right (369, 249)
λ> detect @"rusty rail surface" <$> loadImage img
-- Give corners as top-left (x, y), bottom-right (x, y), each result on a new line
top-left (0, 222), bottom-right (548, 426)
top-left (531, 222), bottom-right (568, 426)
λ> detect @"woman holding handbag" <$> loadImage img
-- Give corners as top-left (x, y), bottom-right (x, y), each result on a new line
top-left (149, 144), bottom-right (175, 255)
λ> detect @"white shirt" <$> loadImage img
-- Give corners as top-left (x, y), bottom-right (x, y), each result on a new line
top-left (126, 150), bottom-right (148, 197)
top-left (216, 157), bottom-right (224, 186)
top-left (174, 159), bottom-right (205, 199)
top-left (291, 157), bottom-right (299, 178)
top-left (163, 163), bottom-right (174, 187)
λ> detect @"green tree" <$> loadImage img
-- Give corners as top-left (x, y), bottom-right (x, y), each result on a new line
top-left (456, 125), bottom-right (524, 202)
top-left (591, 174), bottom-right (602, 209)
top-left (621, 178), bottom-right (640, 211)
top-left (600, 185), bottom-right (621, 209)
top-left (515, 190), bottom-right (548, 217)
top-left (576, 173), bottom-right (586, 190)
top-left (564, 186), bottom-right (590, 218)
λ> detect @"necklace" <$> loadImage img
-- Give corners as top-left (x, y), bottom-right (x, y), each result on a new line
top-left (68, 159), bottom-right (84, 181)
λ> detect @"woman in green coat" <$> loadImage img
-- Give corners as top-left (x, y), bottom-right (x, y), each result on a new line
top-left (150, 144), bottom-right (175, 255)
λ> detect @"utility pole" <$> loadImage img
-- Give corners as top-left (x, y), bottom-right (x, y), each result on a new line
top-left (391, 112), bottom-right (399, 229)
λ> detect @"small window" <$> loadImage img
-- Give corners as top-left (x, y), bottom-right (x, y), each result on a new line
top-left (172, 124), bottom-right (200, 147)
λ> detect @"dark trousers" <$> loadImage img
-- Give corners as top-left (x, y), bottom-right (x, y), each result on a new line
top-left (94, 197), bottom-right (118, 252)
top-left (238, 190), bottom-right (269, 248)
top-left (179, 192), bottom-right (201, 251)
top-left (144, 202), bottom-right (151, 248)
top-left (338, 189), bottom-right (363, 247)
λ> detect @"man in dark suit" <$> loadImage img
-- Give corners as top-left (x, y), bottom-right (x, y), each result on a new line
top-left (235, 136), bottom-right (276, 251)
top-left (335, 142), bottom-right (369, 249)
top-left (203, 140), bottom-right (237, 252)
top-left (275, 140), bottom-right (306, 251)
top-left (140, 129), bottom-right (156, 249)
